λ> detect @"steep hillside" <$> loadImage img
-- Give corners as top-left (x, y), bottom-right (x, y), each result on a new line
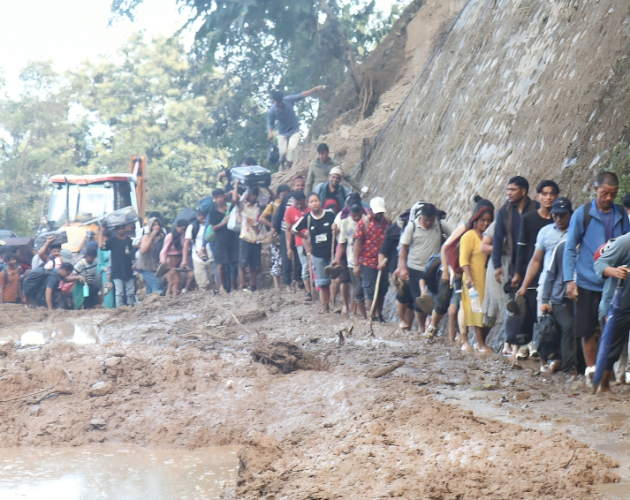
top-left (280, 0), bottom-right (630, 222)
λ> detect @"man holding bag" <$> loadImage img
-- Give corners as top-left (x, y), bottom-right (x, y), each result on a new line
top-left (209, 188), bottom-right (239, 294)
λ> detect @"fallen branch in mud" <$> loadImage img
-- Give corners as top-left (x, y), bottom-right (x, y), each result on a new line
top-left (158, 317), bottom-right (228, 340)
top-left (209, 294), bottom-right (249, 334)
top-left (0, 387), bottom-right (51, 404)
top-left (251, 341), bottom-right (329, 373)
top-left (372, 360), bottom-right (405, 378)
top-left (26, 388), bottom-right (73, 404)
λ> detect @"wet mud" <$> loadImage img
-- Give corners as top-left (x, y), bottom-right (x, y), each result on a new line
top-left (0, 289), bottom-right (627, 498)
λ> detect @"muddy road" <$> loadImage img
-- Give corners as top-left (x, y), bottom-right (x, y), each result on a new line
top-left (0, 289), bottom-right (628, 499)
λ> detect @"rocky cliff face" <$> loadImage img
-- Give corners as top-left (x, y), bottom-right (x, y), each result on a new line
top-left (282, 0), bottom-right (630, 223)
top-left (358, 0), bottom-right (630, 220)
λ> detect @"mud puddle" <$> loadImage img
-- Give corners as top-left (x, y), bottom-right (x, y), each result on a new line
top-left (0, 444), bottom-right (240, 499)
top-left (0, 318), bottom-right (103, 347)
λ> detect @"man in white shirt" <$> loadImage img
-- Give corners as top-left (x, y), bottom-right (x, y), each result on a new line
top-left (184, 210), bottom-right (214, 291)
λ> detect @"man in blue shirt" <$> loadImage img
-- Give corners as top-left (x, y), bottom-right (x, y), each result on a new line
top-left (267, 87), bottom-right (324, 171)
top-left (563, 171), bottom-right (630, 385)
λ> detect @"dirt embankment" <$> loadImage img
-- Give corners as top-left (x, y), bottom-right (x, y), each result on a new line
top-left (0, 290), bottom-right (626, 499)
top-left (278, 0), bottom-right (630, 224)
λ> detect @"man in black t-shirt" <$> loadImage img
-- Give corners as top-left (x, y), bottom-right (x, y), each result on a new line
top-left (99, 224), bottom-right (135, 307)
top-left (209, 188), bottom-right (239, 293)
top-left (36, 263), bottom-right (74, 310)
top-left (511, 180), bottom-right (559, 359)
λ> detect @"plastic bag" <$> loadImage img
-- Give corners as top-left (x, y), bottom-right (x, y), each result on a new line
top-left (103, 206), bottom-right (139, 229)
top-left (227, 206), bottom-right (241, 233)
top-left (266, 142), bottom-right (279, 164)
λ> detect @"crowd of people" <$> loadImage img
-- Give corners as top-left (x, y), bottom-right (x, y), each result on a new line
top-left (2, 87), bottom-right (630, 395)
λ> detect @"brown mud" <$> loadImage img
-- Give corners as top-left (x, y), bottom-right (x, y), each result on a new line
top-left (0, 289), bottom-right (628, 498)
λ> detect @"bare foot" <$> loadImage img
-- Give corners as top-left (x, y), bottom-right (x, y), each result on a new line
top-left (399, 322), bottom-right (410, 330)
top-left (477, 345), bottom-right (494, 355)
top-left (599, 370), bottom-right (613, 394)
top-left (460, 341), bottom-right (473, 352)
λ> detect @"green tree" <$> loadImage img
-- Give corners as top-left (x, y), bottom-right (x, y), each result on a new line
top-left (0, 62), bottom-right (90, 234)
top-left (111, 0), bottom-right (404, 149)
top-left (69, 34), bottom-right (231, 222)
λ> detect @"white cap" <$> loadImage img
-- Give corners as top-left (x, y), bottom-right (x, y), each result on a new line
top-left (369, 197), bottom-right (386, 214)
top-left (329, 166), bottom-right (343, 177)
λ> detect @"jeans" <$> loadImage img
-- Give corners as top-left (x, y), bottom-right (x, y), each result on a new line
top-left (114, 278), bottom-right (135, 307)
top-left (552, 301), bottom-right (576, 374)
top-left (311, 255), bottom-right (331, 287)
top-left (296, 246), bottom-right (310, 283)
top-left (140, 271), bottom-right (163, 295)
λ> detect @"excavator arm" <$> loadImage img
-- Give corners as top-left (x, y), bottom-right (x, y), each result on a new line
top-left (131, 155), bottom-right (148, 222)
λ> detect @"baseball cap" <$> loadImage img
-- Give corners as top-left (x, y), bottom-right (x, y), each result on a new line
top-left (329, 166), bottom-right (343, 177)
top-left (369, 197), bottom-right (386, 214)
top-left (550, 197), bottom-right (572, 215)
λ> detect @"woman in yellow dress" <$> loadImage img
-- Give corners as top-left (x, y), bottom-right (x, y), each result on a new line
top-left (459, 206), bottom-right (494, 353)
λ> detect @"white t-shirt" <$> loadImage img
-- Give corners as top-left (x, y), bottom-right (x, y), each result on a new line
top-left (185, 222), bottom-right (208, 258)
top-left (336, 214), bottom-right (359, 268)
top-left (400, 219), bottom-right (453, 271)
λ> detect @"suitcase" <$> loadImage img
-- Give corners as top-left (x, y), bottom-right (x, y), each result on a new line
top-left (230, 165), bottom-right (271, 189)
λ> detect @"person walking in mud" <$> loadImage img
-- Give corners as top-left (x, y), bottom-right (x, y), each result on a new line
top-left (510, 180), bottom-right (559, 360)
top-left (286, 191), bottom-right (312, 300)
top-left (459, 205), bottom-right (495, 353)
top-left (563, 172), bottom-right (630, 386)
top-left (293, 193), bottom-right (336, 312)
top-left (267, 86), bottom-right (325, 171)
top-left (305, 143), bottom-right (335, 195)
top-left (492, 176), bottom-right (537, 358)
top-left (209, 188), bottom-right (239, 294)
top-left (396, 203), bottom-right (452, 334)
top-left (233, 179), bottom-right (263, 292)
top-left (355, 197), bottom-right (390, 323)
top-left (99, 224), bottom-right (136, 307)
top-left (159, 220), bottom-right (188, 297)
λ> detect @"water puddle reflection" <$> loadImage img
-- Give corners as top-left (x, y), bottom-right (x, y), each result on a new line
top-left (0, 444), bottom-right (240, 499)
top-left (0, 318), bottom-right (102, 347)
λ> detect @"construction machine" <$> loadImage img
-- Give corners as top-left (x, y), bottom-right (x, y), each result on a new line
top-left (39, 156), bottom-right (148, 255)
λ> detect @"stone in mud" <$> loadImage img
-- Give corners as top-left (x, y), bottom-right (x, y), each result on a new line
top-left (90, 418), bottom-right (107, 429)
top-left (90, 381), bottom-right (113, 397)
top-left (104, 357), bottom-right (121, 367)
top-left (514, 391), bottom-right (531, 401)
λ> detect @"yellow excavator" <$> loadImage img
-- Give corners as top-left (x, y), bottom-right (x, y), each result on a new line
top-left (38, 156), bottom-right (148, 255)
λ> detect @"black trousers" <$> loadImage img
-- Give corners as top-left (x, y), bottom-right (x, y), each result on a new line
top-left (552, 301), bottom-right (576, 374)
top-left (279, 230), bottom-right (292, 286)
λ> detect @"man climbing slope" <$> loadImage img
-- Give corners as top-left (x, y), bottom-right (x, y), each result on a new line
top-left (267, 86), bottom-right (325, 171)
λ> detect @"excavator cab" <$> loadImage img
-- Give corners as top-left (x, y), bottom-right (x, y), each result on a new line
top-left (40, 156), bottom-right (148, 255)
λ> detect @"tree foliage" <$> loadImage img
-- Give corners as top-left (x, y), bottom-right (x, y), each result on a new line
top-left (111, 0), bottom-right (404, 137)
top-left (0, 36), bottom-right (242, 234)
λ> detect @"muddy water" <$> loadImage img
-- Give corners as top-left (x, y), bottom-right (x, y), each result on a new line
top-left (0, 317), bottom-right (102, 347)
top-left (0, 444), bottom-right (240, 499)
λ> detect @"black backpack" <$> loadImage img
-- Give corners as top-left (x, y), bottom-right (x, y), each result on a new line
top-left (22, 267), bottom-right (55, 298)
top-left (423, 253), bottom-right (442, 296)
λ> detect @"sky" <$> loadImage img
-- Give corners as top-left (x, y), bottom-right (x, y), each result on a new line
top-left (0, 0), bottom-right (399, 96)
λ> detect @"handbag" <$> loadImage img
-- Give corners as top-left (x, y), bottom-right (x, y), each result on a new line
top-left (227, 205), bottom-right (241, 232)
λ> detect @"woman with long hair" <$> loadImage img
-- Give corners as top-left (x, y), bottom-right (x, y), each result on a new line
top-left (136, 217), bottom-right (165, 295)
top-left (159, 219), bottom-right (187, 296)
top-left (459, 205), bottom-right (495, 353)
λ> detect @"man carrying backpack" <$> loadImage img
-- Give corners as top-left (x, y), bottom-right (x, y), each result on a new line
top-left (184, 210), bottom-right (214, 291)
top-left (563, 172), bottom-right (630, 386)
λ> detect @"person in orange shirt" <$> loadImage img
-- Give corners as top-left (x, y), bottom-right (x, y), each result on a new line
top-left (0, 253), bottom-right (22, 304)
